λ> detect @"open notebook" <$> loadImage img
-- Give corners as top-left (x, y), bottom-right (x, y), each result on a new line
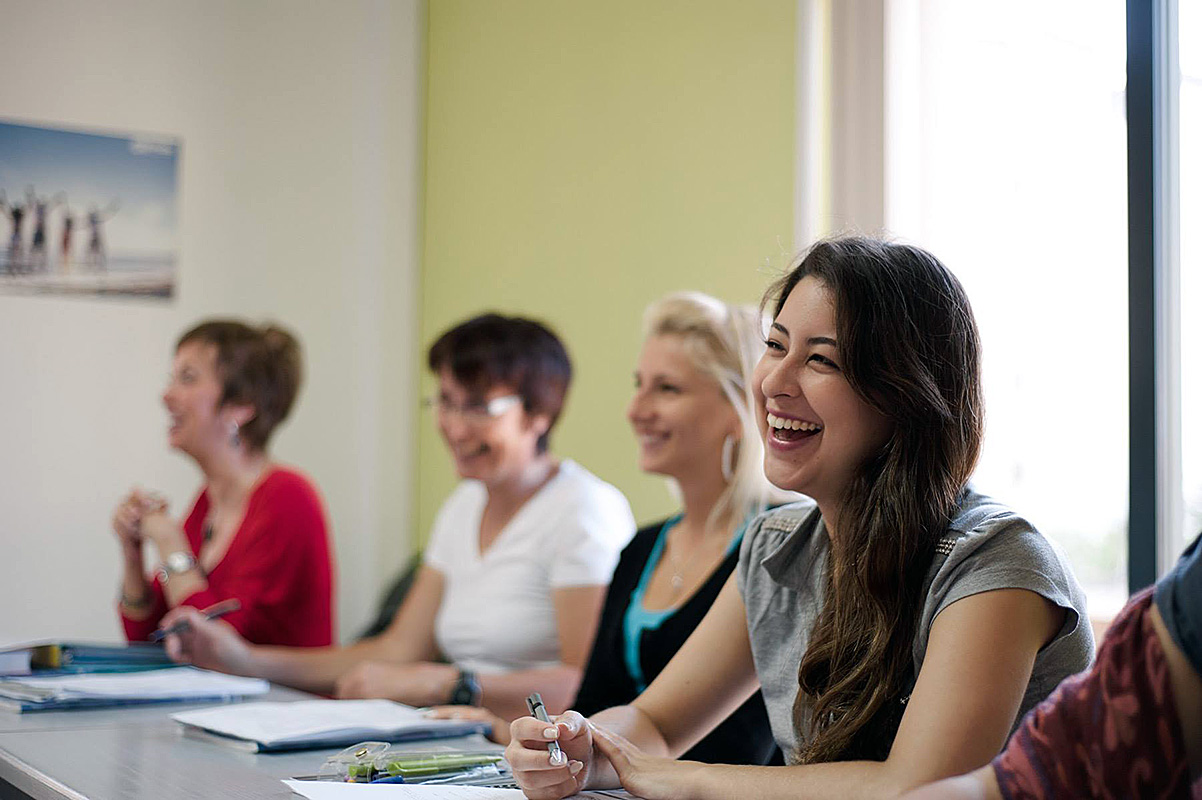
top-left (173, 699), bottom-right (489, 752)
top-left (0, 666), bottom-right (268, 712)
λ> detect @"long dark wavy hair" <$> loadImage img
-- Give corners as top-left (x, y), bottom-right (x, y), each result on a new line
top-left (765, 237), bottom-right (984, 764)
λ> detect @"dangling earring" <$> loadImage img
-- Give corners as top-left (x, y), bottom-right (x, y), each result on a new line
top-left (229, 420), bottom-right (241, 448)
top-left (721, 435), bottom-right (738, 482)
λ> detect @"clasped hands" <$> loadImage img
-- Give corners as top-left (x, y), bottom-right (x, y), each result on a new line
top-left (112, 488), bottom-right (176, 553)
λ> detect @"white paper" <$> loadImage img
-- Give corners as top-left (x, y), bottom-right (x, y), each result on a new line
top-left (0, 667), bottom-right (268, 699)
top-left (283, 783), bottom-right (523, 799)
top-left (282, 781), bottom-right (639, 799)
top-left (174, 699), bottom-right (476, 748)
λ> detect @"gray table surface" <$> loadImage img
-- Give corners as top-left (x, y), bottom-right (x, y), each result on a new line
top-left (0, 686), bottom-right (497, 799)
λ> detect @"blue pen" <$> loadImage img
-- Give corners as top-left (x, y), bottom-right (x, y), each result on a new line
top-left (370, 765), bottom-right (505, 785)
top-left (150, 598), bottom-right (241, 642)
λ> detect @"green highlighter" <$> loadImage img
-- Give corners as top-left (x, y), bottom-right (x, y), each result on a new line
top-left (309, 742), bottom-right (505, 783)
top-left (343, 752), bottom-right (504, 782)
top-left (380, 752), bottom-right (504, 779)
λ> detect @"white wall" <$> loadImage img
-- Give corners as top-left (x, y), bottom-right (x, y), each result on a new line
top-left (0, 0), bottom-right (423, 643)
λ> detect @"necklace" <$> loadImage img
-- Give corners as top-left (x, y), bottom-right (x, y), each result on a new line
top-left (664, 523), bottom-right (729, 593)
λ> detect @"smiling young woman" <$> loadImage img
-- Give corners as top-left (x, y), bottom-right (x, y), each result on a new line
top-left (505, 237), bottom-right (1094, 800)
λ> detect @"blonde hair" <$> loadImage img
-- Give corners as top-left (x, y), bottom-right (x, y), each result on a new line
top-left (642, 291), bottom-right (782, 528)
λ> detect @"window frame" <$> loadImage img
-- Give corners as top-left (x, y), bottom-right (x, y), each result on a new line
top-left (1126, 0), bottom-right (1183, 592)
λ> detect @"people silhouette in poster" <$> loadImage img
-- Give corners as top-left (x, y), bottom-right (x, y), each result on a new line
top-left (28, 187), bottom-right (64, 273)
top-left (0, 190), bottom-right (28, 275)
top-left (85, 200), bottom-right (119, 273)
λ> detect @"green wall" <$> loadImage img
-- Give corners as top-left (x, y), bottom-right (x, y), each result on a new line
top-left (418, 0), bottom-right (796, 542)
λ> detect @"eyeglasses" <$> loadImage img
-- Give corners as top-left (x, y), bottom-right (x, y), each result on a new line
top-left (423, 394), bottom-right (522, 424)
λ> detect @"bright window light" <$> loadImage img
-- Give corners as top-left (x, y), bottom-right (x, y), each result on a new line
top-left (885, 0), bottom-right (1129, 616)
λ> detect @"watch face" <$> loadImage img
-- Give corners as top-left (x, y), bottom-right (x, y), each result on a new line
top-left (450, 671), bottom-right (480, 705)
top-left (166, 551), bottom-right (195, 573)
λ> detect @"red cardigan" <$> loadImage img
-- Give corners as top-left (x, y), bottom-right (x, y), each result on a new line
top-left (121, 467), bottom-right (336, 647)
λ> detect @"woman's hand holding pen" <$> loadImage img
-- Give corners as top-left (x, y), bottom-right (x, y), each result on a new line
top-left (506, 710), bottom-right (592, 799)
top-left (507, 711), bottom-right (701, 800)
top-left (160, 606), bottom-right (253, 675)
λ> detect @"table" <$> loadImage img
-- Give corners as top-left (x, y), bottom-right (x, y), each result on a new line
top-left (0, 687), bottom-right (494, 800)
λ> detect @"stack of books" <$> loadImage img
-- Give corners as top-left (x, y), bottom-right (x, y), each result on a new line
top-left (0, 666), bottom-right (269, 713)
top-left (0, 640), bottom-right (176, 676)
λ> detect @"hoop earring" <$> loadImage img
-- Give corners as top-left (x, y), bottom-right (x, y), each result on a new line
top-left (229, 420), bottom-right (241, 448)
top-left (721, 435), bottom-right (737, 483)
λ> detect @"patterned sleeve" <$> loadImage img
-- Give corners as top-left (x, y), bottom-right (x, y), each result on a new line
top-left (1154, 532), bottom-right (1202, 677)
top-left (992, 589), bottom-right (1194, 799)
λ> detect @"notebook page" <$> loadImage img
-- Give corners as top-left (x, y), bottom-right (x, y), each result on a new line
top-left (174, 699), bottom-right (469, 745)
top-left (283, 782), bottom-right (640, 799)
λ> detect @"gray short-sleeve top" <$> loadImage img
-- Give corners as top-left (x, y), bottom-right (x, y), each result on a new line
top-left (736, 488), bottom-right (1095, 760)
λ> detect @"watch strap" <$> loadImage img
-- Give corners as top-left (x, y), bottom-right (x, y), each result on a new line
top-left (448, 669), bottom-right (481, 706)
top-left (156, 551), bottom-right (198, 584)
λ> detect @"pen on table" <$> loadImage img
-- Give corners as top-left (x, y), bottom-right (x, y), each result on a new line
top-left (370, 764), bottom-right (505, 785)
top-left (526, 692), bottom-right (566, 766)
top-left (150, 598), bottom-right (241, 642)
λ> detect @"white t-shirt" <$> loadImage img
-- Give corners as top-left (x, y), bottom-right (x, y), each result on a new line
top-left (423, 459), bottom-right (636, 674)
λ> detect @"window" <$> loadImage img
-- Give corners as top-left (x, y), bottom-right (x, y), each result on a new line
top-left (885, 1), bottom-right (1130, 615)
top-left (1179, 0), bottom-right (1201, 552)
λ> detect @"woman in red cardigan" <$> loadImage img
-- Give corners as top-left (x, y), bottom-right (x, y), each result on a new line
top-left (112, 320), bottom-right (334, 648)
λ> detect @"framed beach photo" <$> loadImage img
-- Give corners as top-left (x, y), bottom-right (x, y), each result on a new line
top-left (0, 118), bottom-right (180, 299)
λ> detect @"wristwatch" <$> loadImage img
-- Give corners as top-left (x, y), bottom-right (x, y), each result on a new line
top-left (447, 669), bottom-right (481, 706)
top-left (155, 551), bottom-right (198, 584)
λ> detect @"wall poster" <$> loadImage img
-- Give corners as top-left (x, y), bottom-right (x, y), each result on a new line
top-left (0, 119), bottom-right (180, 299)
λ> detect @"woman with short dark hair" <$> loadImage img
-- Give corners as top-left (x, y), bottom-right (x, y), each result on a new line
top-left (114, 320), bottom-right (335, 648)
top-left (160, 313), bottom-right (635, 724)
top-left (430, 293), bottom-right (789, 765)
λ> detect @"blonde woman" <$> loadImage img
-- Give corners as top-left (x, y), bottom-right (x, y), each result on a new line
top-left (434, 292), bottom-right (786, 765)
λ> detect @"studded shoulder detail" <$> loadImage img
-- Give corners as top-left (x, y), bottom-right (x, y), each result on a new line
top-left (758, 505), bottom-right (813, 535)
top-left (934, 534), bottom-right (959, 557)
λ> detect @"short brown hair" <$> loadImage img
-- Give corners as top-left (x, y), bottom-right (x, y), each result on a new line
top-left (427, 313), bottom-right (571, 454)
top-left (177, 320), bottom-right (303, 451)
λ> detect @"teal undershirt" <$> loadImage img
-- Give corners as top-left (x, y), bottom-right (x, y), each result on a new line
top-left (622, 514), bottom-right (746, 692)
